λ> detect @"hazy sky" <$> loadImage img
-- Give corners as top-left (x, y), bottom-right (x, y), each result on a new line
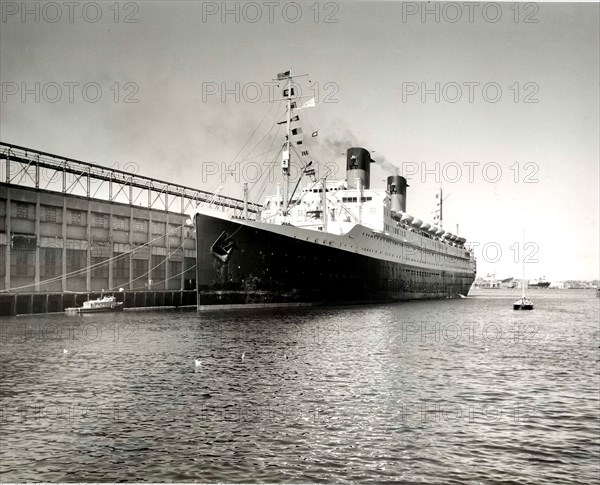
top-left (1, 1), bottom-right (598, 280)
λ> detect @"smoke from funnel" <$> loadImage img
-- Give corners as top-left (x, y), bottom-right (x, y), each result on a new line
top-left (374, 155), bottom-right (400, 175)
top-left (319, 129), bottom-right (360, 162)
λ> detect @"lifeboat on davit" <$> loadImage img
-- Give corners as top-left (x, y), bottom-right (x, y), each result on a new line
top-left (420, 222), bottom-right (431, 232)
top-left (411, 219), bottom-right (423, 229)
top-left (390, 211), bottom-right (402, 222)
top-left (435, 228), bottom-right (445, 237)
top-left (401, 213), bottom-right (414, 224)
top-left (428, 226), bottom-right (439, 235)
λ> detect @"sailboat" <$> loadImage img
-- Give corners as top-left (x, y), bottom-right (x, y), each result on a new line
top-left (513, 289), bottom-right (534, 310)
top-left (513, 230), bottom-right (534, 310)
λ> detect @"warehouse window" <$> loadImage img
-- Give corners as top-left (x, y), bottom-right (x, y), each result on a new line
top-left (66, 248), bottom-right (85, 273)
top-left (134, 219), bottom-right (148, 233)
top-left (169, 260), bottom-right (182, 278)
top-left (42, 248), bottom-right (60, 278)
top-left (184, 257), bottom-right (196, 279)
top-left (93, 213), bottom-right (108, 228)
top-left (115, 256), bottom-right (130, 278)
top-left (70, 210), bottom-right (82, 225)
top-left (133, 259), bottom-right (148, 280)
top-left (44, 207), bottom-right (57, 223)
top-left (113, 216), bottom-right (128, 231)
top-left (16, 203), bottom-right (29, 219)
top-left (152, 221), bottom-right (166, 235)
top-left (151, 255), bottom-right (166, 280)
top-left (13, 250), bottom-right (34, 276)
top-left (91, 257), bottom-right (109, 278)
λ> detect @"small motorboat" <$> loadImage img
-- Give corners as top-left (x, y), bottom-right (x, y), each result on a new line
top-left (513, 296), bottom-right (534, 310)
top-left (65, 294), bottom-right (124, 314)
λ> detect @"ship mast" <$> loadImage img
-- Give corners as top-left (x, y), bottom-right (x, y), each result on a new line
top-left (282, 73), bottom-right (293, 215)
top-left (436, 186), bottom-right (450, 229)
top-left (242, 182), bottom-right (248, 219)
top-left (321, 175), bottom-right (327, 232)
top-left (438, 186), bottom-right (444, 228)
top-left (438, 185), bottom-right (444, 229)
top-left (522, 227), bottom-right (526, 298)
top-left (357, 177), bottom-right (363, 226)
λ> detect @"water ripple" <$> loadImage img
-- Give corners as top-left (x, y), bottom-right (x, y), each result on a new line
top-left (1, 289), bottom-right (598, 483)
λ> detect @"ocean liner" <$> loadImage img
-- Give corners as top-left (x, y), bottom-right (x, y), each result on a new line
top-left (193, 72), bottom-right (476, 309)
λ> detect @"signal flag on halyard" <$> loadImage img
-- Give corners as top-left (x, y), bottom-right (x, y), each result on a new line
top-left (301, 150), bottom-right (309, 156)
top-left (291, 128), bottom-right (302, 136)
top-left (277, 71), bottom-right (291, 80)
top-left (277, 115), bottom-right (299, 125)
top-left (297, 97), bottom-right (315, 110)
top-left (305, 168), bottom-right (316, 176)
top-left (312, 131), bottom-right (318, 137)
top-left (296, 141), bottom-right (303, 145)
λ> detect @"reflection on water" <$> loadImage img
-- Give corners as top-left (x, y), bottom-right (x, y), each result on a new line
top-left (1, 289), bottom-right (598, 483)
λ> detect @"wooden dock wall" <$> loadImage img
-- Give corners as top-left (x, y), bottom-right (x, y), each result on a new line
top-left (0, 290), bottom-right (197, 316)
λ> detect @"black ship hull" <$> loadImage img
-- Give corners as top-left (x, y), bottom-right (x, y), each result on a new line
top-left (195, 211), bottom-right (475, 309)
top-left (528, 282), bottom-right (551, 288)
top-left (513, 304), bottom-right (534, 310)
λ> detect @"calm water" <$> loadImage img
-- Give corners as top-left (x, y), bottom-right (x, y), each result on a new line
top-left (1, 289), bottom-right (598, 483)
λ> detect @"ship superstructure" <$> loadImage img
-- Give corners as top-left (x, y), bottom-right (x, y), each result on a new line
top-left (193, 71), bottom-right (476, 309)
top-left (529, 277), bottom-right (551, 288)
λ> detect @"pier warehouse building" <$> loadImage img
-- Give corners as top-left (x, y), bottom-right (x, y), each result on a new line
top-left (0, 143), bottom-right (257, 315)
top-left (0, 184), bottom-right (197, 294)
